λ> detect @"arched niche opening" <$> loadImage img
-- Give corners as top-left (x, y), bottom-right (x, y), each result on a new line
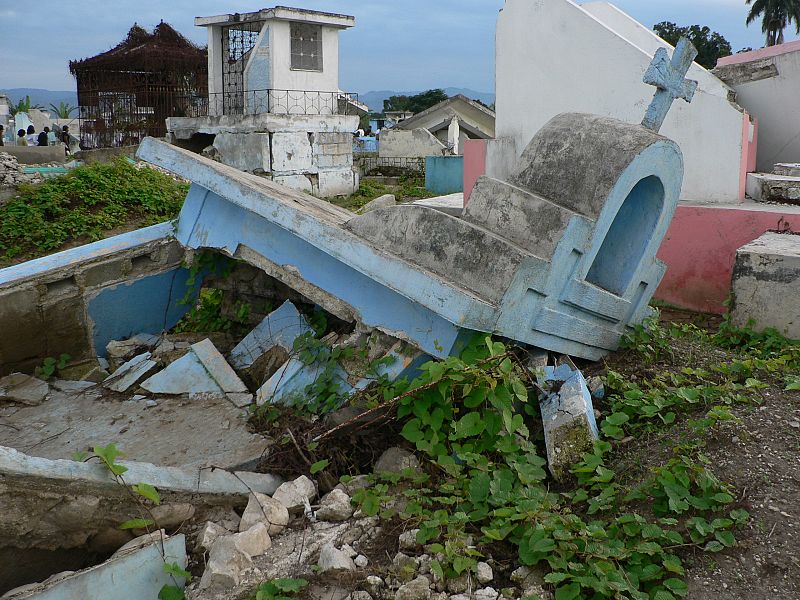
top-left (586, 175), bottom-right (664, 296)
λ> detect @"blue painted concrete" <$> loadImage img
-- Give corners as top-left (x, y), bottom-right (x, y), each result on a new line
top-left (172, 186), bottom-right (476, 359)
top-left (87, 267), bottom-right (198, 358)
top-left (0, 222), bottom-right (175, 286)
top-left (586, 176), bottom-right (664, 295)
top-left (539, 364), bottom-right (599, 438)
top-left (245, 27), bottom-right (271, 114)
top-left (642, 38), bottom-right (698, 132)
top-left (137, 111), bottom-right (683, 361)
top-left (353, 136), bottom-right (378, 153)
top-left (26, 534), bottom-right (186, 600)
top-left (230, 300), bottom-right (312, 370)
top-left (425, 156), bottom-right (464, 195)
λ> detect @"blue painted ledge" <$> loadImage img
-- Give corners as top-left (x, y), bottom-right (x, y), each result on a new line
top-left (0, 222), bottom-right (175, 285)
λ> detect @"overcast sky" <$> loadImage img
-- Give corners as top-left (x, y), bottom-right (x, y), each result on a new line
top-left (0, 0), bottom-right (794, 93)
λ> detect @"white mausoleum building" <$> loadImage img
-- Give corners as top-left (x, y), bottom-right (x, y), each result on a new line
top-left (166, 6), bottom-right (364, 197)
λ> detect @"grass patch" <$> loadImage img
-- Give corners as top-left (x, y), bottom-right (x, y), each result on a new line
top-left (329, 176), bottom-right (435, 212)
top-left (0, 158), bottom-right (188, 267)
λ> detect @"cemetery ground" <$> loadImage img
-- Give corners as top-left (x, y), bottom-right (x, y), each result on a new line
top-left (1, 163), bottom-right (798, 599)
top-left (232, 308), bottom-right (799, 600)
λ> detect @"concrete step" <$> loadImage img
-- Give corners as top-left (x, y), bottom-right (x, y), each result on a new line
top-left (746, 172), bottom-right (800, 205)
top-left (774, 163), bottom-right (800, 177)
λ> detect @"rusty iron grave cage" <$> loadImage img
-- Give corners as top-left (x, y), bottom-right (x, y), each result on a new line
top-left (70, 22), bottom-right (208, 149)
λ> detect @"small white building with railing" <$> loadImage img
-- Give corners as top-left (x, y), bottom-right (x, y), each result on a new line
top-left (166, 6), bottom-right (365, 197)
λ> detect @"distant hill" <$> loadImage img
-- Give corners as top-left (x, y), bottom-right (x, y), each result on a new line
top-left (360, 87), bottom-right (495, 112)
top-left (1, 88), bottom-right (78, 114)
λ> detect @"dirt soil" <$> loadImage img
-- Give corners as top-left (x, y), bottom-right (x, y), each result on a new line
top-left (596, 309), bottom-right (800, 600)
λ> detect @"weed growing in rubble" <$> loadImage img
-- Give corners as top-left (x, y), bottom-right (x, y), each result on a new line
top-left (342, 331), bottom-right (757, 600)
top-left (83, 443), bottom-right (191, 599)
top-left (0, 157), bottom-right (187, 263)
top-left (250, 578), bottom-right (308, 600)
top-left (34, 353), bottom-right (71, 379)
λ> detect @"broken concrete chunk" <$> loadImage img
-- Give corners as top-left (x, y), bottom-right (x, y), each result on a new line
top-left (192, 338), bottom-right (249, 394)
top-left (111, 529), bottom-right (167, 558)
top-left (272, 475), bottom-right (317, 514)
top-left (316, 489), bottom-right (354, 522)
top-left (196, 521), bottom-right (229, 552)
top-left (0, 373), bottom-right (49, 406)
top-left (360, 193), bottom-right (397, 213)
top-left (538, 364), bottom-right (599, 480)
top-left (147, 502), bottom-right (196, 530)
top-left (231, 522), bottom-right (272, 558)
top-left (374, 447), bottom-right (420, 474)
top-left (106, 333), bottom-right (160, 363)
top-left (0, 445), bottom-right (280, 550)
top-left (199, 535), bottom-right (252, 591)
top-left (140, 351), bottom-right (223, 396)
top-left (239, 492), bottom-right (290, 536)
top-left (141, 339), bottom-right (249, 407)
top-left (50, 379), bottom-right (96, 394)
top-left (229, 300), bottom-right (313, 372)
top-left (256, 357), bottom-right (352, 406)
top-left (395, 575), bottom-right (432, 600)
top-left (4, 534), bottom-right (187, 600)
top-left (82, 366), bottom-right (111, 383)
top-left (103, 352), bottom-right (158, 393)
top-left (318, 542), bottom-right (356, 572)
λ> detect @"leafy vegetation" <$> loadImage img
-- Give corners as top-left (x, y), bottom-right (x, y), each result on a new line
top-left (745, 0), bottom-right (800, 46)
top-left (9, 95), bottom-right (43, 116)
top-left (652, 22), bottom-right (732, 69)
top-left (383, 89), bottom-right (449, 114)
top-left (250, 578), bottom-right (308, 600)
top-left (49, 101), bottom-right (78, 119)
top-left (0, 157), bottom-right (187, 265)
top-left (34, 353), bottom-right (71, 379)
top-left (83, 444), bottom-right (190, 600)
top-left (271, 313), bottom-right (800, 600)
top-left (330, 176), bottom-right (434, 212)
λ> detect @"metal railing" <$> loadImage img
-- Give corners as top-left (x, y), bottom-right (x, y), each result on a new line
top-left (357, 156), bottom-right (426, 176)
top-left (175, 89), bottom-right (361, 118)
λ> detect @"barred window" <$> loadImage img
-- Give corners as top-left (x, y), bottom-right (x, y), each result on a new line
top-left (290, 22), bottom-right (323, 71)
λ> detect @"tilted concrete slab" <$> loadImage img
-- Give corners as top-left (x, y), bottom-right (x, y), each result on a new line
top-left (2, 535), bottom-right (187, 600)
top-left (230, 300), bottom-right (313, 370)
top-left (0, 445), bottom-right (280, 550)
top-left (138, 112), bottom-right (681, 360)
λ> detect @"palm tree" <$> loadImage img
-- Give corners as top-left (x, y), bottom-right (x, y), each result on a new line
top-left (49, 101), bottom-right (77, 119)
top-left (746, 0), bottom-right (800, 46)
top-left (9, 95), bottom-right (44, 116)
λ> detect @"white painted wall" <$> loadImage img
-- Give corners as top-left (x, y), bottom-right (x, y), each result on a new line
top-left (269, 21), bottom-right (340, 92)
top-left (722, 51), bottom-right (800, 171)
top-left (207, 25), bottom-right (223, 116)
top-left (379, 128), bottom-right (446, 158)
top-left (494, 0), bottom-right (745, 203)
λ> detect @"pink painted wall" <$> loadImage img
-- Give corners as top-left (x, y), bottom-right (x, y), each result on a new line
top-left (717, 39), bottom-right (800, 67)
top-left (463, 138), bottom-right (487, 205)
top-left (739, 112), bottom-right (759, 200)
top-left (656, 204), bottom-right (800, 313)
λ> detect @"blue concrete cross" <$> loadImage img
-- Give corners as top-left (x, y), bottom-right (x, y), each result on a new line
top-left (641, 37), bottom-right (699, 132)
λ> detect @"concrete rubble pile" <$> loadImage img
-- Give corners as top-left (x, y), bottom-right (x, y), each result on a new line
top-left (0, 152), bottom-right (45, 188)
top-left (0, 296), bottom-right (427, 597)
